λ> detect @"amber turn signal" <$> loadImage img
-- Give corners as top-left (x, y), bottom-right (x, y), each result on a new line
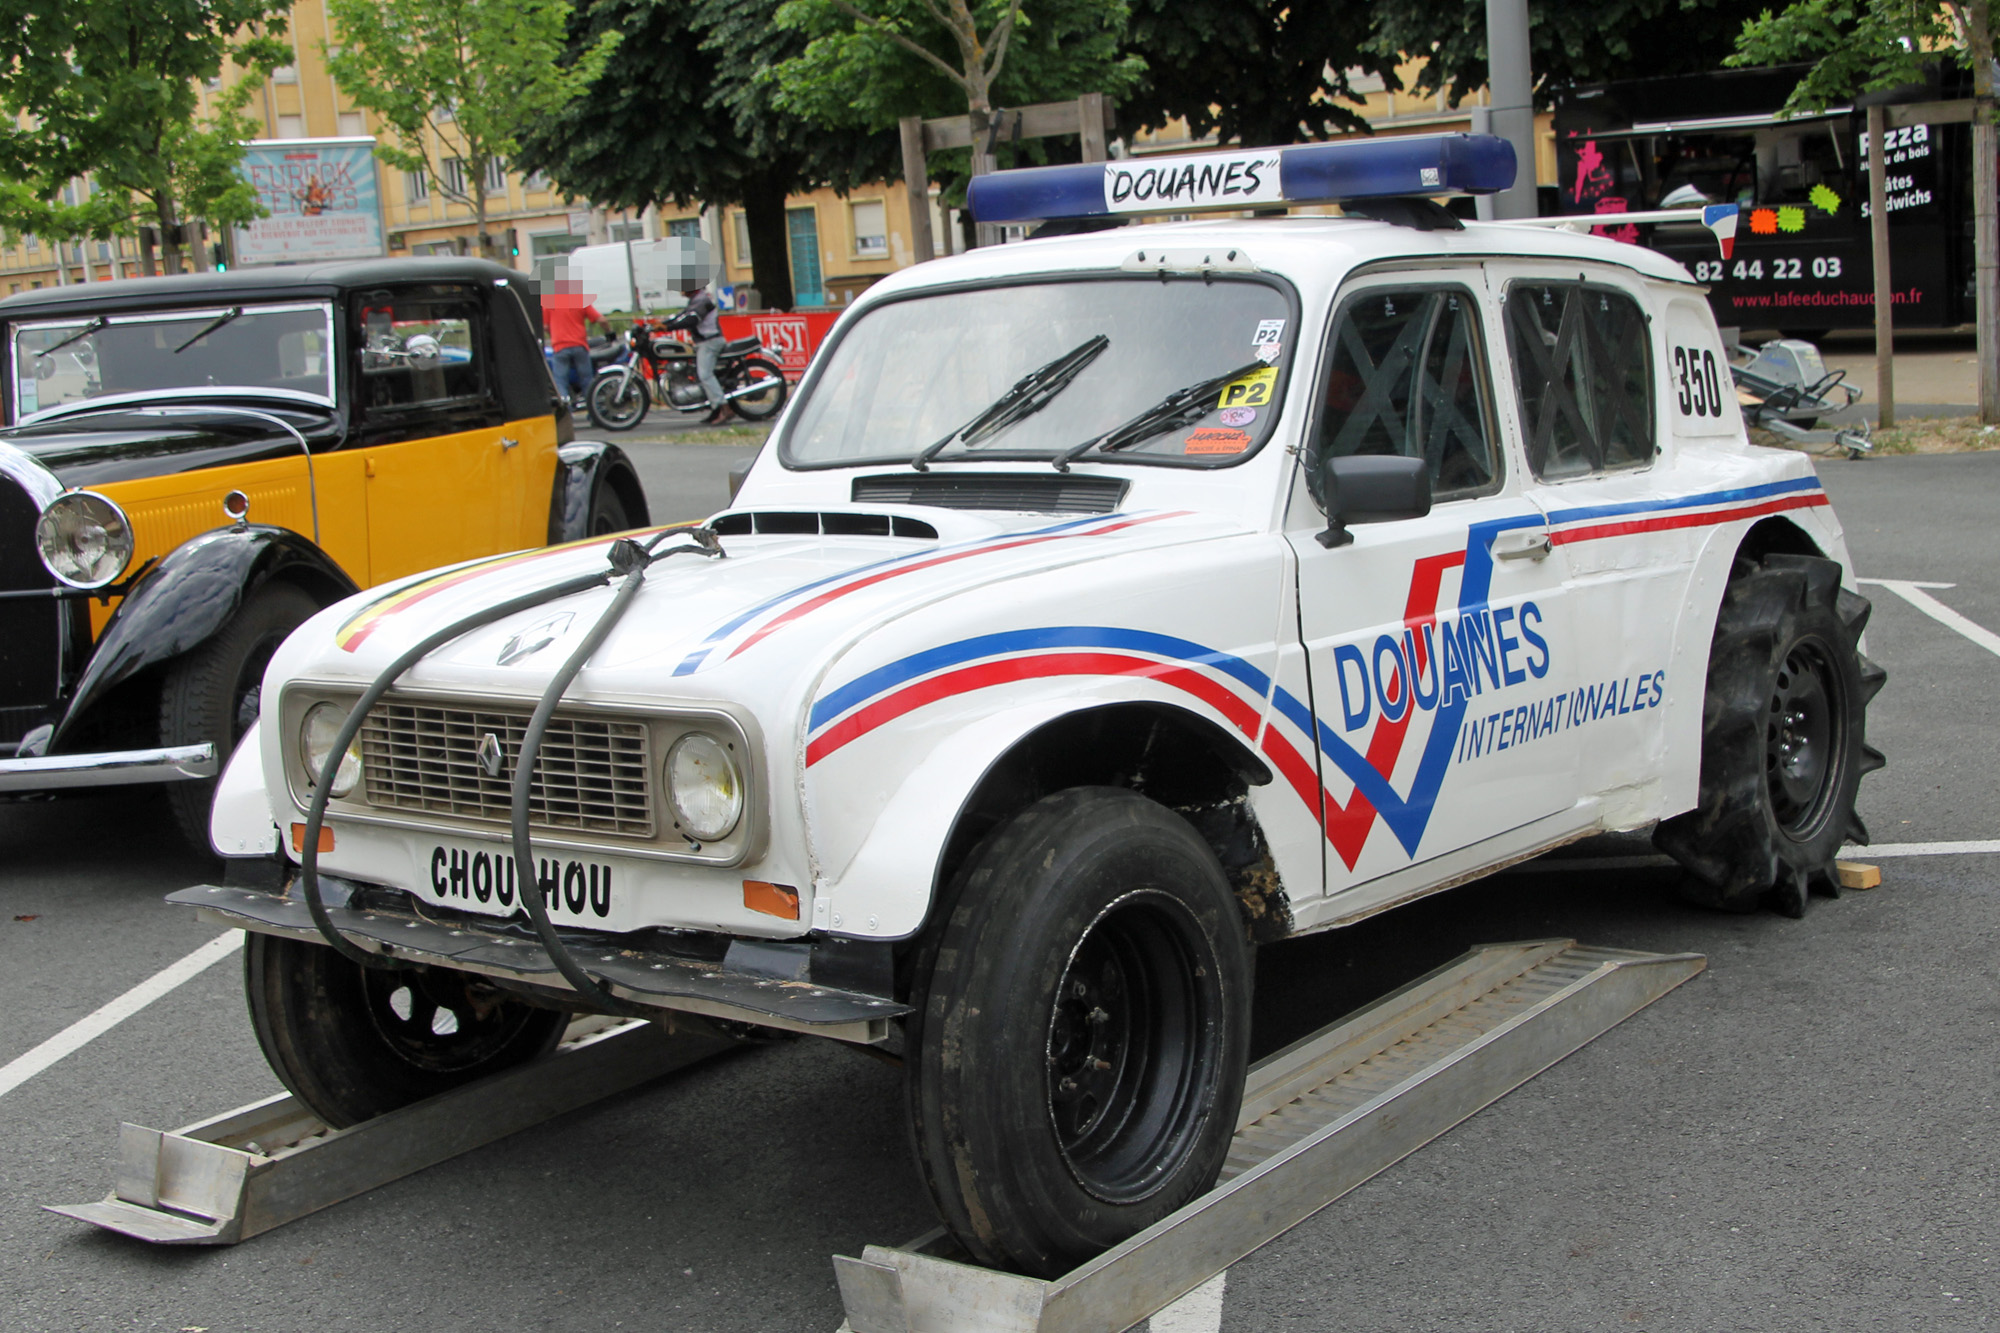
top-left (290, 822), bottom-right (334, 854)
top-left (743, 879), bottom-right (799, 919)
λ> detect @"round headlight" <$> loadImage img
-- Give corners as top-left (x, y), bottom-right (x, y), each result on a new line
top-left (34, 491), bottom-right (134, 590)
top-left (299, 701), bottom-right (362, 799)
top-left (665, 732), bottom-right (742, 842)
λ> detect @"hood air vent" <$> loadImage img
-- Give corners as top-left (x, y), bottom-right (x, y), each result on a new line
top-left (852, 472), bottom-right (1127, 515)
top-left (710, 510), bottom-right (939, 539)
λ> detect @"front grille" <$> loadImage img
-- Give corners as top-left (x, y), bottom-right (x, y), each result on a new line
top-left (359, 701), bottom-right (654, 837)
top-left (0, 471), bottom-right (63, 721)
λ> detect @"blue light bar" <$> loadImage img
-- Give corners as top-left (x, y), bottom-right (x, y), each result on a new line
top-left (968, 133), bottom-right (1517, 224)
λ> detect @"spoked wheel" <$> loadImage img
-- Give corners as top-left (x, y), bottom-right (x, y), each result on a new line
top-left (906, 787), bottom-right (1249, 1277)
top-left (725, 356), bottom-right (787, 421)
top-left (1656, 553), bottom-right (1885, 916)
top-left (587, 369), bottom-right (649, 431)
top-left (246, 933), bottom-right (567, 1128)
top-left (160, 582), bottom-right (318, 853)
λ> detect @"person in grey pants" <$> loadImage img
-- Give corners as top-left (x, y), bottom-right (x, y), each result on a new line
top-left (677, 281), bottom-right (730, 422)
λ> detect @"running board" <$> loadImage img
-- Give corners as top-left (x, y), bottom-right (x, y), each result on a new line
top-left (46, 1017), bottom-right (734, 1245)
top-left (833, 940), bottom-right (1704, 1333)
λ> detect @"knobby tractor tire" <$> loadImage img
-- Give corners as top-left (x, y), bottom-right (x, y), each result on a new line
top-left (904, 787), bottom-right (1251, 1278)
top-left (1655, 553), bottom-right (1886, 916)
top-left (726, 356), bottom-right (787, 421)
top-left (246, 933), bottom-right (567, 1128)
top-left (159, 582), bottom-right (318, 854)
top-left (587, 369), bottom-right (648, 431)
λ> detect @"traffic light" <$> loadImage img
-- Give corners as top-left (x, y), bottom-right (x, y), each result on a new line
top-left (505, 227), bottom-right (520, 259)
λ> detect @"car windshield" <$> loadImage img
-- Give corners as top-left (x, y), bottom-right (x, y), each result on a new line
top-left (781, 277), bottom-right (1295, 468)
top-left (9, 302), bottom-right (335, 422)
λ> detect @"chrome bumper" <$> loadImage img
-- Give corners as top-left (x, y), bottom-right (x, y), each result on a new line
top-left (0, 742), bottom-right (217, 792)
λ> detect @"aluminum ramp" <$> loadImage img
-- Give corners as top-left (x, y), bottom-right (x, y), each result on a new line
top-left (834, 939), bottom-right (1704, 1333)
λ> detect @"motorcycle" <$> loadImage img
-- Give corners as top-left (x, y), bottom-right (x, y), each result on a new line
top-left (585, 317), bottom-right (788, 431)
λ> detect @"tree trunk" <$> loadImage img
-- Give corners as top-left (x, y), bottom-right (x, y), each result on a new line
top-left (472, 168), bottom-right (490, 259)
top-left (139, 229), bottom-right (158, 278)
top-left (156, 195), bottom-right (185, 276)
top-left (740, 169), bottom-right (795, 311)
top-left (1970, 2), bottom-right (1998, 424)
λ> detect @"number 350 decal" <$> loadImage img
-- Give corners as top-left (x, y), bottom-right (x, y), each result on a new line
top-left (1672, 345), bottom-right (1724, 418)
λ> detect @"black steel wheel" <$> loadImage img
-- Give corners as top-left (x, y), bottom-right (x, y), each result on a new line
top-left (1655, 553), bottom-right (1885, 915)
top-left (246, 933), bottom-right (567, 1128)
top-left (905, 787), bottom-right (1249, 1276)
top-left (587, 368), bottom-right (648, 431)
top-left (724, 356), bottom-right (787, 421)
top-left (159, 581), bottom-right (318, 853)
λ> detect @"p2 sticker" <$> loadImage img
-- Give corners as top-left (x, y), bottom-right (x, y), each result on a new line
top-left (1218, 365), bottom-right (1278, 409)
top-left (1184, 427), bottom-right (1251, 456)
top-left (1251, 318), bottom-right (1285, 347)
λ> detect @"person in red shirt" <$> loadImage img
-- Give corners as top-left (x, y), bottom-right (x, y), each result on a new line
top-left (544, 275), bottom-right (605, 407)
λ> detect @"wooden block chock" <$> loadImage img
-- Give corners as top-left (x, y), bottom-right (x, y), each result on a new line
top-left (1835, 861), bottom-right (1882, 891)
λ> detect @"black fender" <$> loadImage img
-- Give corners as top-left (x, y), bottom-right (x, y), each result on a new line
top-left (548, 440), bottom-right (650, 542)
top-left (50, 525), bottom-right (358, 750)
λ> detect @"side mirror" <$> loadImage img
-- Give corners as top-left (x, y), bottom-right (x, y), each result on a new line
top-left (1316, 455), bottom-right (1431, 549)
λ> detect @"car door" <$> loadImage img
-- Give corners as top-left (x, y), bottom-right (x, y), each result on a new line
top-left (1488, 266), bottom-right (1691, 813)
top-left (348, 285), bottom-right (523, 584)
top-left (1285, 271), bottom-right (1582, 899)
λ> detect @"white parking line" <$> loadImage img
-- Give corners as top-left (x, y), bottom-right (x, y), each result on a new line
top-left (1859, 579), bottom-right (2000, 659)
top-left (1149, 1271), bottom-right (1227, 1333)
top-left (1840, 840), bottom-right (2000, 858)
top-left (0, 930), bottom-right (243, 1100)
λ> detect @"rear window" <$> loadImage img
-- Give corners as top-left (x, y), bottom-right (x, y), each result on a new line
top-left (1503, 281), bottom-right (1653, 480)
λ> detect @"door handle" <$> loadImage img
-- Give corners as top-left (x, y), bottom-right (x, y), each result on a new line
top-left (499, 436), bottom-right (519, 451)
top-left (1492, 528), bottom-right (1552, 561)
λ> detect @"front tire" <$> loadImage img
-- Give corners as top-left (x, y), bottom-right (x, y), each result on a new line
top-left (246, 934), bottom-right (568, 1128)
top-left (725, 356), bottom-right (787, 421)
top-left (160, 582), bottom-right (318, 853)
top-left (1655, 553), bottom-right (1885, 915)
top-left (587, 368), bottom-right (648, 431)
top-left (905, 787), bottom-right (1250, 1277)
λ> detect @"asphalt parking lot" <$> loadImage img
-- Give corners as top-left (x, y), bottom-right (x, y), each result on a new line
top-left (1, 447), bottom-right (1995, 1332)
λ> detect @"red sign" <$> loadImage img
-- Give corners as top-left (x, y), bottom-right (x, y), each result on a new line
top-left (719, 311), bottom-right (839, 381)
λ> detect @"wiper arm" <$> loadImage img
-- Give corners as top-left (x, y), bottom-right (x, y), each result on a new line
top-left (36, 317), bottom-right (108, 359)
top-left (173, 307), bottom-right (243, 354)
top-left (912, 334), bottom-right (1110, 471)
top-left (1054, 359), bottom-right (1267, 471)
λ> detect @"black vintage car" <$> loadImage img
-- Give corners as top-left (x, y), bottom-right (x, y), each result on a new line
top-left (0, 258), bottom-right (649, 849)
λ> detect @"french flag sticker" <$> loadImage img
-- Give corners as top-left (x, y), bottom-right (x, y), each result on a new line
top-left (1702, 203), bottom-right (1739, 259)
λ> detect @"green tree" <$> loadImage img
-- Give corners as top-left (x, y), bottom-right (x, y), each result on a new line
top-left (1730, 0), bottom-right (1996, 421)
top-left (324, 0), bottom-right (619, 259)
top-left (1368, 0), bottom-right (1777, 107)
top-left (0, 0), bottom-right (293, 275)
top-left (513, 0), bottom-right (895, 310)
top-left (1120, 1), bottom-right (1386, 148)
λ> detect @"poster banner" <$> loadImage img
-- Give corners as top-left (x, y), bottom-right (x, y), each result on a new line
top-left (232, 138), bottom-right (385, 264)
top-left (718, 311), bottom-right (839, 380)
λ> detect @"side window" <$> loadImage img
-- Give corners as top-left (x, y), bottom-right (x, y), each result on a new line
top-left (1312, 285), bottom-right (1500, 501)
top-left (1503, 281), bottom-right (1653, 480)
top-left (354, 287), bottom-right (487, 414)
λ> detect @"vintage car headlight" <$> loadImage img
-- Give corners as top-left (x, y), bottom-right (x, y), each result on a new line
top-left (34, 491), bottom-right (134, 590)
top-left (299, 701), bottom-right (362, 799)
top-left (665, 732), bottom-right (742, 841)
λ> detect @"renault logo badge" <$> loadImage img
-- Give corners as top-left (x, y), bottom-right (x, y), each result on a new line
top-left (476, 732), bottom-right (506, 779)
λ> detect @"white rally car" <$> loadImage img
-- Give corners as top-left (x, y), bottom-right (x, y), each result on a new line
top-left (183, 135), bottom-right (1883, 1278)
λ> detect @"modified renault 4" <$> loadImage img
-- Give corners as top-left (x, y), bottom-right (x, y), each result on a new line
top-left (0, 258), bottom-right (647, 848)
top-left (182, 137), bottom-right (1881, 1276)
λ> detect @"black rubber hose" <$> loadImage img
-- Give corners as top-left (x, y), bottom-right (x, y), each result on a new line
top-left (299, 569), bottom-right (616, 969)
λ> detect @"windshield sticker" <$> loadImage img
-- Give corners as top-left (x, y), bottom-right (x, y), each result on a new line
top-left (1256, 343), bottom-right (1281, 364)
top-left (1218, 406), bottom-right (1257, 427)
top-left (1217, 365), bottom-right (1278, 409)
top-left (1252, 319), bottom-right (1285, 347)
top-left (16, 379), bottom-right (36, 416)
top-left (1184, 427), bottom-right (1251, 455)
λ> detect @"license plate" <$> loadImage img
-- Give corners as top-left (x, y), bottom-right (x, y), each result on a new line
top-left (421, 840), bottom-right (617, 924)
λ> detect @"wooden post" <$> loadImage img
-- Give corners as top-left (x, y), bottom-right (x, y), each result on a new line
top-left (1866, 104), bottom-right (1894, 429)
top-left (1078, 93), bottom-right (1108, 163)
top-left (899, 115), bottom-right (934, 265)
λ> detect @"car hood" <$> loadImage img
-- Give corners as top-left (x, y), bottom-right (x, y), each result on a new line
top-left (293, 504), bottom-right (1238, 709)
top-left (1, 404), bottom-right (339, 489)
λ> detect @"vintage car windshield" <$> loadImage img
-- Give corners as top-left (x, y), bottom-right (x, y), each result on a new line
top-left (782, 276), bottom-right (1295, 468)
top-left (9, 301), bottom-right (335, 422)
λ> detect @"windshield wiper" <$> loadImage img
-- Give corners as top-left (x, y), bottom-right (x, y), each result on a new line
top-left (172, 306), bottom-right (244, 354)
top-left (35, 317), bottom-right (108, 359)
top-left (1054, 359), bottom-right (1267, 471)
top-left (912, 334), bottom-right (1110, 471)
